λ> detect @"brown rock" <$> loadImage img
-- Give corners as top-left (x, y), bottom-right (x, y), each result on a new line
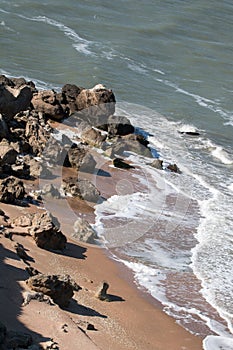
top-left (31, 90), bottom-right (65, 120)
top-left (26, 273), bottom-right (78, 307)
top-left (150, 159), bottom-right (163, 170)
top-left (62, 177), bottom-right (101, 203)
top-left (81, 127), bottom-right (106, 147)
top-left (167, 163), bottom-right (181, 173)
top-left (0, 176), bottom-right (26, 204)
top-left (0, 139), bottom-right (18, 166)
top-left (29, 212), bottom-right (67, 251)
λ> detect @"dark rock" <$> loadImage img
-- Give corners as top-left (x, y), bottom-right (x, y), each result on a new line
top-left (26, 273), bottom-right (79, 307)
top-left (62, 177), bottom-right (101, 203)
top-left (167, 163), bottom-right (181, 173)
top-left (79, 153), bottom-right (97, 174)
top-left (25, 266), bottom-right (41, 277)
top-left (72, 217), bottom-right (98, 244)
top-left (0, 78), bottom-right (33, 119)
top-left (64, 143), bottom-right (88, 169)
top-left (0, 176), bottom-right (26, 204)
top-left (95, 281), bottom-right (110, 301)
top-left (107, 115), bottom-right (134, 136)
top-left (105, 134), bottom-right (151, 158)
top-left (0, 139), bottom-right (18, 166)
top-left (113, 158), bottom-right (135, 169)
top-left (0, 114), bottom-right (9, 140)
top-left (81, 127), bottom-right (106, 147)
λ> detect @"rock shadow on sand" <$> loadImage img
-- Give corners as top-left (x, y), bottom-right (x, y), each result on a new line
top-left (64, 299), bottom-right (107, 318)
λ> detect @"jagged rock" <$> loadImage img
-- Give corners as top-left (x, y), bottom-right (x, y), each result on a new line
top-left (113, 158), bottom-right (135, 169)
top-left (0, 176), bottom-right (26, 204)
top-left (6, 330), bottom-right (33, 348)
top-left (72, 217), bottom-right (98, 243)
top-left (61, 84), bottom-right (84, 114)
top-left (95, 281), bottom-right (110, 301)
top-left (107, 115), bottom-right (134, 136)
top-left (0, 139), bottom-right (18, 166)
top-left (0, 75), bottom-right (34, 119)
top-left (31, 90), bottom-right (66, 121)
top-left (150, 159), bottom-right (163, 170)
top-left (29, 212), bottom-right (66, 251)
top-left (0, 321), bottom-right (6, 344)
top-left (62, 177), bottom-right (101, 203)
top-left (11, 163), bottom-right (30, 179)
top-left (79, 153), bottom-right (97, 173)
top-left (12, 213), bottom-right (34, 227)
top-left (167, 163), bottom-right (181, 173)
top-left (26, 273), bottom-right (79, 307)
top-left (41, 137), bottom-right (67, 165)
top-left (25, 112), bottom-right (51, 156)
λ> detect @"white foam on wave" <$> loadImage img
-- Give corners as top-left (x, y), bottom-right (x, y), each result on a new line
top-left (178, 123), bottom-right (199, 134)
top-left (204, 335), bottom-right (233, 350)
top-left (18, 14), bottom-right (94, 56)
top-left (211, 146), bottom-right (233, 165)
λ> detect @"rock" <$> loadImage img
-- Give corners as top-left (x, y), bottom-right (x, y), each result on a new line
top-left (113, 158), bottom-right (135, 169)
top-left (107, 115), bottom-right (134, 136)
top-left (14, 242), bottom-right (32, 262)
top-left (105, 134), bottom-right (152, 158)
top-left (0, 176), bottom-right (26, 204)
top-left (86, 323), bottom-right (96, 331)
top-left (0, 139), bottom-right (18, 166)
top-left (64, 143), bottom-right (97, 173)
top-left (61, 84), bottom-right (84, 114)
top-left (29, 158), bottom-right (53, 179)
top-left (31, 90), bottom-right (65, 121)
top-left (150, 159), bottom-right (163, 170)
top-left (81, 127), bottom-right (106, 147)
top-left (12, 213), bottom-right (34, 227)
top-left (29, 212), bottom-right (67, 251)
top-left (6, 330), bottom-right (33, 349)
top-left (0, 114), bottom-right (9, 140)
top-left (0, 321), bottom-right (6, 344)
top-left (0, 75), bottom-right (34, 119)
top-left (26, 273), bottom-right (79, 307)
top-left (95, 281), bottom-right (110, 301)
top-left (41, 184), bottom-right (61, 199)
top-left (25, 112), bottom-right (51, 156)
top-left (64, 143), bottom-right (88, 169)
top-left (167, 163), bottom-right (181, 173)
top-left (62, 177), bottom-right (101, 203)
top-left (72, 217), bottom-right (98, 243)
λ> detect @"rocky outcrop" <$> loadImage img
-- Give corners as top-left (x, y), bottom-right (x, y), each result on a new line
top-left (72, 217), bottom-right (98, 243)
top-left (26, 273), bottom-right (81, 307)
top-left (105, 134), bottom-right (152, 158)
top-left (0, 176), bottom-right (26, 204)
top-left (62, 177), bottom-right (101, 203)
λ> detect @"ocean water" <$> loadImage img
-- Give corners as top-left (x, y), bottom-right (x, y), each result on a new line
top-left (1, 1), bottom-right (233, 348)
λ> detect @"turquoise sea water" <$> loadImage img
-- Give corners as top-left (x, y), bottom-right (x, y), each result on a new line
top-left (1, 1), bottom-right (233, 349)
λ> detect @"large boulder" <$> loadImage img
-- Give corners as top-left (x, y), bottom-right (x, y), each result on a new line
top-left (0, 176), bottom-right (26, 204)
top-left (61, 83), bottom-right (84, 114)
top-left (31, 90), bottom-right (66, 121)
top-left (62, 177), bottom-right (101, 203)
top-left (105, 134), bottom-right (152, 158)
top-left (81, 127), bottom-right (106, 147)
top-left (15, 211), bottom-right (67, 250)
top-left (0, 75), bottom-right (35, 119)
top-left (72, 217), bottom-right (98, 243)
top-left (26, 273), bottom-right (79, 307)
